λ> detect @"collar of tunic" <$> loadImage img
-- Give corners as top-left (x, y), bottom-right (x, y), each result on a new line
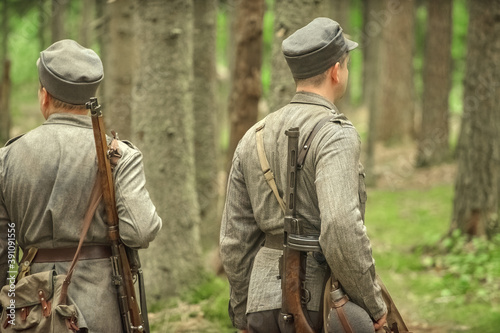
top-left (44, 113), bottom-right (92, 129)
top-left (291, 91), bottom-right (339, 114)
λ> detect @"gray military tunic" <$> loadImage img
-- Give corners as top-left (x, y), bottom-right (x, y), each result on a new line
top-left (220, 92), bottom-right (386, 330)
top-left (0, 113), bottom-right (162, 332)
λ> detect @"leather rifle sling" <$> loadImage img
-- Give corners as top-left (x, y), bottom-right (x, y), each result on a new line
top-left (255, 122), bottom-right (286, 214)
top-left (59, 175), bottom-right (103, 304)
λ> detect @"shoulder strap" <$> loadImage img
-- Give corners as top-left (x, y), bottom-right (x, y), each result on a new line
top-left (255, 122), bottom-right (286, 214)
top-left (59, 173), bottom-right (103, 304)
top-left (255, 115), bottom-right (334, 213)
top-left (297, 115), bottom-right (334, 169)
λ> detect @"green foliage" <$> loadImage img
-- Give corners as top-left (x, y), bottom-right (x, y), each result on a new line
top-left (422, 230), bottom-right (500, 305)
top-left (369, 185), bottom-right (500, 332)
top-left (184, 272), bottom-right (233, 328)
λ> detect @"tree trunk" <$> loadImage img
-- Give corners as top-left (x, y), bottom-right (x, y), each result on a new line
top-left (103, 0), bottom-right (135, 140)
top-left (226, 0), bottom-right (265, 167)
top-left (51, 0), bottom-right (68, 43)
top-left (451, 0), bottom-right (500, 238)
top-left (193, 0), bottom-right (220, 250)
top-left (376, 0), bottom-right (416, 143)
top-left (362, 0), bottom-right (385, 185)
top-left (416, 0), bottom-right (452, 167)
top-left (39, 0), bottom-right (48, 50)
top-left (79, 0), bottom-right (96, 47)
top-left (132, 0), bottom-right (202, 299)
top-left (269, 0), bottom-right (327, 113)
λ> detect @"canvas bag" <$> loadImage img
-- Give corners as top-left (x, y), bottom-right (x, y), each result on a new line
top-left (0, 177), bottom-right (102, 332)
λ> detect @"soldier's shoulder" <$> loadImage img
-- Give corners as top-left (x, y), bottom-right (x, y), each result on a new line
top-left (4, 134), bottom-right (25, 147)
top-left (327, 113), bottom-right (353, 128)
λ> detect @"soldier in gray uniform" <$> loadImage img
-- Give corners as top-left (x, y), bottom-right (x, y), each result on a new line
top-left (0, 39), bottom-right (162, 332)
top-left (220, 18), bottom-right (387, 332)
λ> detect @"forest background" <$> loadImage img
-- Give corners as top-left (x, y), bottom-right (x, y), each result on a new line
top-left (0, 0), bottom-right (499, 332)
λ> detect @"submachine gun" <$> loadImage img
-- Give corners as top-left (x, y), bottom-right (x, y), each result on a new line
top-left (87, 97), bottom-right (149, 333)
top-left (280, 125), bottom-right (411, 333)
top-left (280, 127), bottom-right (321, 333)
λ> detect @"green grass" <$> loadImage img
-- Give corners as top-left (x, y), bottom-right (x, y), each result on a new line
top-left (367, 185), bottom-right (500, 332)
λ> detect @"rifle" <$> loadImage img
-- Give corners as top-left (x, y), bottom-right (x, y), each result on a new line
top-left (280, 127), bottom-right (321, 333)
top-left (377, 276), bottom-right (411, 333)
top-left (87, 97), bottom-right (147, 333)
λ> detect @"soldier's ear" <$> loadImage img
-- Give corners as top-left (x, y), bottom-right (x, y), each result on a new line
top-left (330, 63), bottom-right (340, 83)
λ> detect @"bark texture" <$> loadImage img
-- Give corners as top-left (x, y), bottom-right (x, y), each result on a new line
top-left (132, 0), bottom-right (202, 299)
top-left (103, 0), bottom-right (135, 140)
top-left (451, 0), bottom-right (500, 238)
top-left (226, 0), bottom-right (265, 166)
top-left (377, 0), bottom-right (416, 143)
top-left (193, 0), bottom-right (220, 249)
top-left (416, 0), bottom-right (452, 167)
top-left (51, 0), bottom-right (68, 42)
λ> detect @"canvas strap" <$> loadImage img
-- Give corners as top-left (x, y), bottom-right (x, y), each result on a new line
top-left (255, 123), bottom-right (286, 213)
top-left (255, 115), bottom-right (334, 213)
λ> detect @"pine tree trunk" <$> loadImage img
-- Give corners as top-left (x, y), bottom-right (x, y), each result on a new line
top-left (193, 0), bottom-right (220, 250)
top-left (103, 0), bottom-right (135, 140)
top-left (51, 0), bottom-right (68, 42)
top-left (226, 0), bottom-right (265, 167)
top-left (416, 0), bottom-right (452, 167)
top-left (269, 0), bottom-right (327, 113)
top-left (451, 0), bottom-right (500, 238)
top-left (79, 0), bottom-right (96, 47)
top-left (376, 0), bottom-right (416, 143)
top-left (132, 0), bottom-right (202, 299)
top-left (362, 0), bottom-right (385, 185)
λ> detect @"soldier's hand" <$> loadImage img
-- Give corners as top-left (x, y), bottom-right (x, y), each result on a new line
top-left (239, 330), bottom-right (248, 333)
top-left (373, 312), bottom-right (387, 330)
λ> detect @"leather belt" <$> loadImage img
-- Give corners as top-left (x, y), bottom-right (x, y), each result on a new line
top-left (264, 234), bottom-right (283, 250)
top-left (30, 245), bottom-right (112, 263)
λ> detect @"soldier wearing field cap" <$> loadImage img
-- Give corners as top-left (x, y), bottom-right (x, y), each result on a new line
top-left (0, 39), bottom-right (162, 332)
top-left (220, 18), bottom-right (387, 332)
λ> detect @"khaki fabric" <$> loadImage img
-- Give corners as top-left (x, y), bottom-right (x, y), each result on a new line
top-left (0, 113), bottom-right (162, 332)
top-left (220, 92), bottom-right (386, 330)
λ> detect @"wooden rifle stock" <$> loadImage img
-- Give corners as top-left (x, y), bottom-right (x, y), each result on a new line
top-left (87, 97), bottom-right (145, 333)
top-left (281, 128), bottom-right (315, 333)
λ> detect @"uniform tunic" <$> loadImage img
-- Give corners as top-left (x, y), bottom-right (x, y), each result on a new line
top-left (0, 113), bottom-right (162, 332)
top-left (220, 92), bottom-right (386, 329)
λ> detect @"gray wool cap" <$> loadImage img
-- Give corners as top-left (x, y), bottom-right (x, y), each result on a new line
top-left (37, 39), bottom-right (103, 105)
top-left (282, 17), bottom-right (358, 79)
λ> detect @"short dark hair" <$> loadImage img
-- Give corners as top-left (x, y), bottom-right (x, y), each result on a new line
top-left (294, 51), bottom-right (349, 87)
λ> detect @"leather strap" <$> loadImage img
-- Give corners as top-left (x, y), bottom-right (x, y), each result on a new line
top-left (255, 123), bottom-right (286, 214)
top-left (297, 115), bottom-right (334, 169)
top-left (31, 245), bottom-right (112, 263)
top-left (324, 277), bottom-right (354, 333)
top-left (59, 176), bottom-right (103, 304)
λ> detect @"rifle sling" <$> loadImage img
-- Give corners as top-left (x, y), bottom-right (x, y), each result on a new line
top-left (59, 174), bottom-right (103, 304)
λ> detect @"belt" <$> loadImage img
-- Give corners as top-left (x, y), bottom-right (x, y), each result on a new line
top-left (29, 245), bottom-right (112, 263)
top-left (264, 234), bottom-right (283, 250)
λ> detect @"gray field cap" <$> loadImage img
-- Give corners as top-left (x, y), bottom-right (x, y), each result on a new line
top-left (282, 17), bottom-right (358, 79)
top-left (37, 39), bottom-right (103, 105)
